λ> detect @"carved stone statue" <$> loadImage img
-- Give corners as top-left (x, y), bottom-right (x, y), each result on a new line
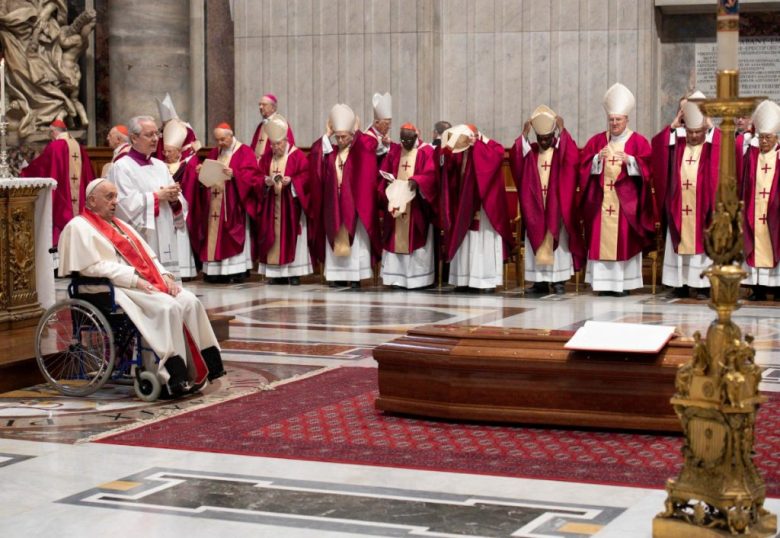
top-left (0, 1), bottom-right (96, 141)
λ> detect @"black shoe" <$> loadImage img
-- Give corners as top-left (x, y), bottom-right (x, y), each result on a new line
top-left (454, 286), bottom-right (470, 293)
top-left (552, 282), bottom-right (566, 295)
top-left (672, 286), bottom-right (689, 299)
top-left (597, 291), bottom-right (611, 297)
top-left (695, 288), bottom-right (710, 300)
top-left (289, 276), bottom-right (300, 286)
top-left (350, 281), bottom-right (361, 289)
top-left (229, 274), bottom-right (246, 284)
top-left (613, 290), bottom-right (629, 297)
top-left (201, 346), bottom-right (226, 381)
top-left (328, 281), bottom-right (338, 288)
top-left (478, 288), bottom-right (496, 294)
top-left (747, 286), bottom-right (767, 301)
top-left (527, 282), bottom-right (549, 294)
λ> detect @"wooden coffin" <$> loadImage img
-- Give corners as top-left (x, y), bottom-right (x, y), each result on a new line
top-left (373, 325), bottom-right (694, 432)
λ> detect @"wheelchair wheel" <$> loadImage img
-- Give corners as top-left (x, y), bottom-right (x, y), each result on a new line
top-left (134, 371), bottom-right (161, 402)
top-left (35, 299), bottom-right (116, 396)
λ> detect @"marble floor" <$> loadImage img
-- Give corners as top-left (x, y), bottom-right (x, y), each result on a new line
top-left (2, 279), bottom-right (780, 537)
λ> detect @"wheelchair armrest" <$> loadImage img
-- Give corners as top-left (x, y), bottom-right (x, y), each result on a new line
top-left (68, 272), bottom-right (118, 312)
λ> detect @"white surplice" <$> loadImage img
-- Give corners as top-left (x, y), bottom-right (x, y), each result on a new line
top-left (381, 226), bottom-right (436, 289)
top-left (108, 153), bottom-right (195, 279)
top-left (448, 208), bottom-right (504, 289)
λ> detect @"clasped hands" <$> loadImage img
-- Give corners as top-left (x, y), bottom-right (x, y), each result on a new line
top-left (158, 184), bottom-right (181, 202)
top-left (136, 273), bottom-right (180, 297)
top-left (599, 147), bottom-right (631, 164)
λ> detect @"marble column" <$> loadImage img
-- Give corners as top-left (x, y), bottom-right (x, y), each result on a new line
top-left (108, 3), bottom-right (191, 129)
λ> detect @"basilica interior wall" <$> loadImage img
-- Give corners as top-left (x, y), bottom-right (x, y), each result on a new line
top-left (232, 0), bottom-right (657, 147)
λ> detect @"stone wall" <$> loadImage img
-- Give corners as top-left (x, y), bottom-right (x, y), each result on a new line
top-left (233, 0), bottom-right (658, 147)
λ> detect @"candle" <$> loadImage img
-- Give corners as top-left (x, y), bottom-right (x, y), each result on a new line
top-left (717, 0), bottom-right (740, 71)
top-left (0, 58), bottom-right (5, 118)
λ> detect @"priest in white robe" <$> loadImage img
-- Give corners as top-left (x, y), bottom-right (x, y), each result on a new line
top-left (108, 115), bottom-right (196, 279)
top-left (58, 179), bottom-right (225, 397)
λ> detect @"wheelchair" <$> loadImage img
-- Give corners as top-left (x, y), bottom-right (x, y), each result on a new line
top-left (34, 274), bottom-right (164, 401)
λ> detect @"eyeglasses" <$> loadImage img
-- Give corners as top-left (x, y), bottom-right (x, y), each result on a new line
top-left (758, 134), bottom-right (777, 141)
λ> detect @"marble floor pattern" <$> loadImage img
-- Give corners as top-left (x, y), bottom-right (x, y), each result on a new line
top-left (2, 280), bottom-right (780, 537)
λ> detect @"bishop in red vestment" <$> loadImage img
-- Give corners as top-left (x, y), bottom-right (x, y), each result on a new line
top-left (579, 83), bottom-right (654, 296)
top-left (309, 104), bottom-right (380, 287)
top-left (652, 100), bottom-right (719, 298)
top-left (21, 119), bottom-right (94, 253)
top-left (255, 116), bottom-right (317, 284)
top-left (441, 124), bottom-right (514, 291)
top-left (190, 123), bottom-right (260, 283)
top-left (250, 94), bottom-right (295, 163)
top-left (739, 99), bottom-right (780, 301)
top-left (377, 123), bottom-right (438, 289)
top-left (509, 107), bottom-right (583, 295)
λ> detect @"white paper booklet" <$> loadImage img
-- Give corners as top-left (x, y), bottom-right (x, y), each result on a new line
top-left (564, 320), bottom-right (676, 354)
top-left (198, 159), bottom-right (230, 187)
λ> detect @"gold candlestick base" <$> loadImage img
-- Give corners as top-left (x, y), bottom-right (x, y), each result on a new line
top-left (652, 70), bottom-right (776, 537)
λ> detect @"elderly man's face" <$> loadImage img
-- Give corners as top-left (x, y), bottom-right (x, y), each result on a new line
top-left (686, 126), bottom-right (707, 147)
top-left (214, 129), bottom-right (234, 151)
top-left (759, 133), bottom-right (778, 154)
top-left (736, 116), bottom-right (752, 133)
top-left (88, 182), bottom-right (119, 221)
top-left (131, 120), bottom-right (159, 156)
top-left (259, 98), bottom-right (277, 119)
top-left (106, 128), bottom-right (121, 149)
top-left (608, 115), bottom-right (628, 137)
top-left (163, 145), bottom-right (181, 164)
top-left (374, 118), bottom-right (391, 136)
top-left (270, 138), bottom-right (287, 158)
top-left (335, 131), bottom-right (353, 150)
top-left (399, 129), bottom-right (417, 151)
top-left (49, 127), bottom-right (61, 141)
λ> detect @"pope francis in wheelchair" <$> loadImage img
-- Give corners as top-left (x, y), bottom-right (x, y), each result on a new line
top-left (42, 177), bottom-right (225, 400)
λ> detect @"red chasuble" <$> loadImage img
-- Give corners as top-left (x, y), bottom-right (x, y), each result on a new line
top-left (79, 208), bottom-right (209, 384)
top-left (255, 147), bottom-right (318, 265)
top-left (21, 138), bottom-right (95, 246)
top-left (310, 131), bottom-right (382, 260)
top-left (579, 131), bottom-right (655, 261)
top-left (652, 127), bottom-right (720, 254)
top-left (189, 144), bottom-right (260, 262)
top-left (740, 144), bottom-right (780, 267)
top-left (250, 121), bottom-right (296, 162)
top-left (441, 138), bottom-right (515, 261)
top-left (508, 129), bottom-right (585, 270)
top-left (377, 143), bottom-right (438, 253)
top-left (170, 156), bottom-right (202, 255)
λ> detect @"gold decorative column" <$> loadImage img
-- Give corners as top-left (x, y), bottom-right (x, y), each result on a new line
top-left (653, 2), bottom-right (776, 537)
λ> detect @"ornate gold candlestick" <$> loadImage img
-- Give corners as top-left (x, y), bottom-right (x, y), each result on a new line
top-left (652, 65), bottom-right (777, 538)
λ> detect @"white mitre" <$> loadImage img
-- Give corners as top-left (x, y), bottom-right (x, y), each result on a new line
top-left (156, 92), bottom-right (179, 123)
top-left (530, 105), bottom-right (557, 136)
top-left (681, 101), bottom-right (706, 129)
top-left (440, 124), bottom-right (474, 154)
top-left (752, 100), bottom-right (780, 135)
top-left (330, 104), bottom-right (356, 133)
top-left (687, 90), bottom-right (706, 100)
top-left (162, 119), bottom-right (187, 149)
top-left (603, 83), bottom-right (636, 116)
top-left (264, 115), bottom-right (289, 143)
top-left (372, 92), bottom-right (392, 120)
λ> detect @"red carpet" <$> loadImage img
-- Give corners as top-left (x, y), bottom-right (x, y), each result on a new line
top-left (98, 367), bottom-right (780, 493)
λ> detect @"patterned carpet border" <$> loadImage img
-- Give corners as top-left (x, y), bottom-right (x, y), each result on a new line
top-left (97, 367), bottom-right (780, 493)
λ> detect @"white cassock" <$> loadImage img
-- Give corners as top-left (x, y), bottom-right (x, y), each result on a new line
top-left (448, 207), bottom-right (504, 289)
top-left (324, 221), bottom-right (373, 282)
top-left (381, 226), bottom-right (436, 288)
top-left (584, 130), bottom-right (644, 292)
top-left (108, 153), bottom-right (196, 279)
top-left (58, 216), bottom-right (219, 383)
